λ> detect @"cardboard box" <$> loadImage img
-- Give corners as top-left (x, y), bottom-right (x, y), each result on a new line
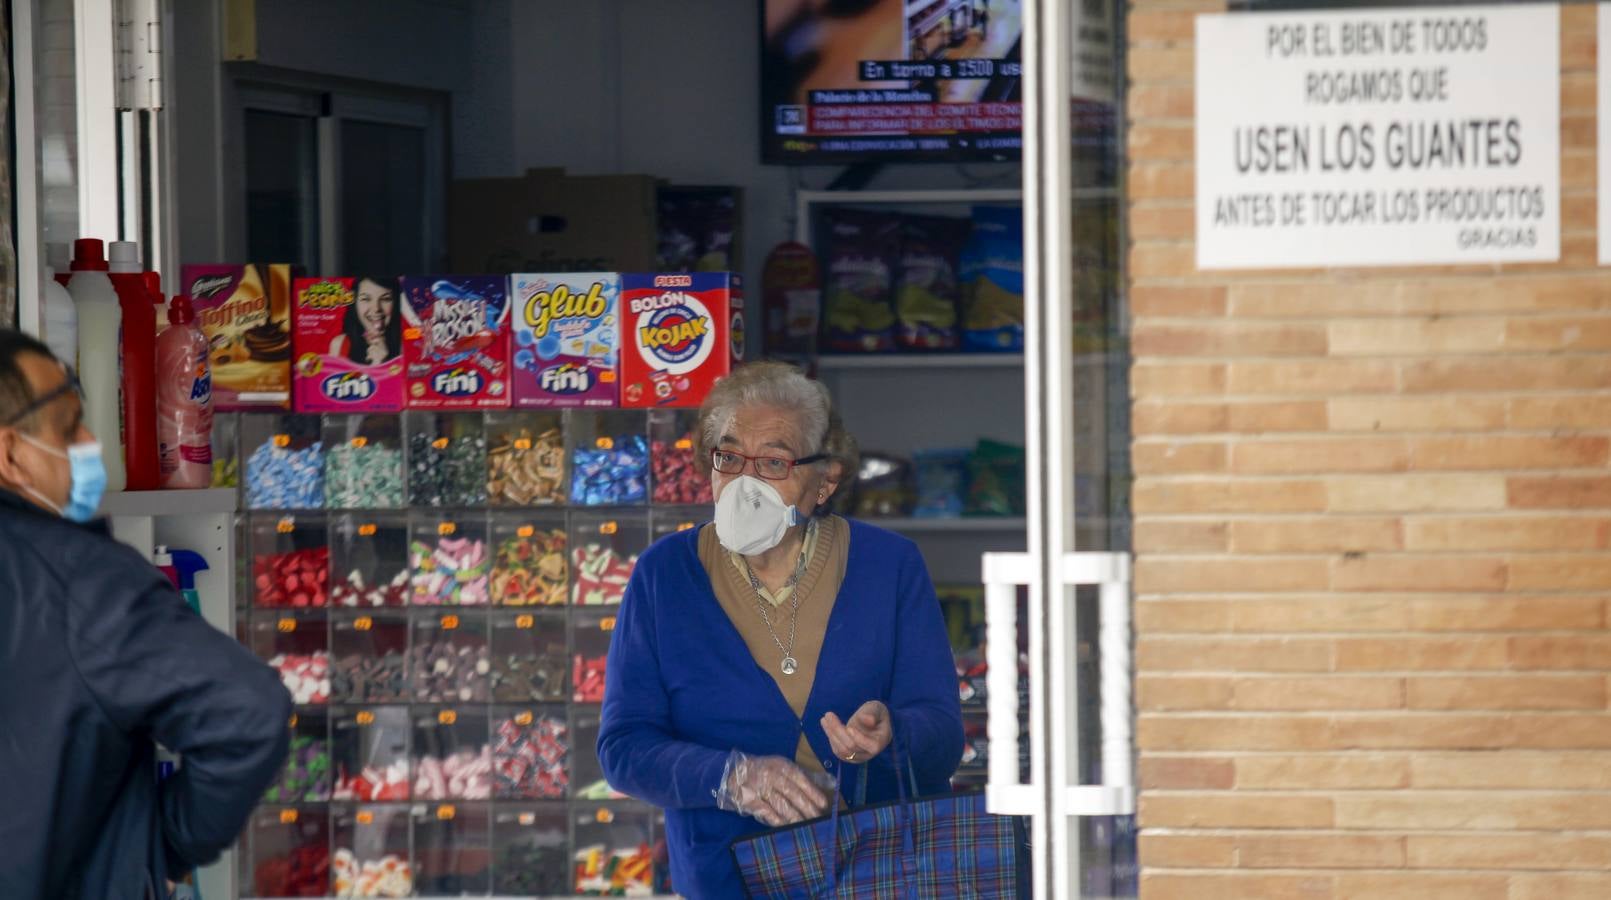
top-left (181, 263), bottom-right (297, 410)
top-left (510, 272), bottom-right (620, 408)
top-left (292, 277), bottom-right (406, 412)
top-left (400, 275), bottom-right (512, 410)
top-left (449, 169), bottom-right (658, 274)
top-left (620, 273), bottom-right (744, 409)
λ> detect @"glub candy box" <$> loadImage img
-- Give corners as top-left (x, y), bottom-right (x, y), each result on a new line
top-left (182, 263), bottom-right (297, 410)
top-left (511, 273), bottom-right (619, 408)
top-left (400, 275), bottom-right (512, 409)
top-left (292, 277), bottom-right (405, 412)
top-left (620, 273), bottom-right (744, 409)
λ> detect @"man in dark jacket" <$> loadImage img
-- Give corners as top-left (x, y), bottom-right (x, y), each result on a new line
top-left (0, 329), bottom-right (292, 899)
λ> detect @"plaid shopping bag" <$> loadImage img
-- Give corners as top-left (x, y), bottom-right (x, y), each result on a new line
top-left (731, 751), bottom-right (1029, 899)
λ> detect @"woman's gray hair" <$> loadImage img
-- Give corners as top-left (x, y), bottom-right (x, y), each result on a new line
top-left (696, 361), bottom-right (860, 483)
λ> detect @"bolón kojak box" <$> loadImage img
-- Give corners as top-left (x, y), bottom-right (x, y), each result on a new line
top-left (619, 273), bottom-right (744, 409)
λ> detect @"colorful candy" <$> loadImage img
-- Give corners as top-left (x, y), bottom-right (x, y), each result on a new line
top-left (572, 543), bottom-right (636, 606)
top-left (573, 655), bottom-right (607, 704)
top-left (574, 843), bottom-right (655, 896)
top-left (488, 426), bottom-right (566, 505)
top-left (263, 735), bottom-right (332, 803)
top-left (493, 529), bottom-right (568, 606)
top-left (413, 746), bottom-right (494, 800)
top-left (255, 547), bottom-right (330, 608)
top-left (651, 432), bottom-right (712, 505)
top-left (571, 434), bottom-right (649, 506)
top-left (410, 538), bottom-right (491, 606)
top-left (269, 652), bottom-right (332, 706)
top-left (410, 639), bottom-right (493, 704)
top-left (409, 430), bottom-right (488, 507)
top-left (332, 650), bottom-right (408, 703)
top-left (493, 715), bottom-right (570, 800)
top-left (332, 759), bottom-right (410, 802)
top-left (331, 567), bottom-right (410, 607)
top-left (324, 442), bottom-right (405, 509)
top-left (332, 849), bottom-right (413, 898)
top-left (247, 438), bottom-right (326, 509)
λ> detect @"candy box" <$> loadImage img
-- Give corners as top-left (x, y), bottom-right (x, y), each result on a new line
top-left (400, 275), bottom-right (512, 409)
top-left (511, 273), bottom-right (620, 408)
top-left (182, 263), bottom-right (298, 410)
top-left (292, 277), bottom-right (405, 412)
top-left (619, 273), bottom-right (744, 408)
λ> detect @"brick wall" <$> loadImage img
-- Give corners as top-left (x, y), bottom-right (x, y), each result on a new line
top-left (1128, 3), bottom-right (1611, 898)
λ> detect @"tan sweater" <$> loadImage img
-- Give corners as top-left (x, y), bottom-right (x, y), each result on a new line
top-left (699, 516), bottom-right (850, 776)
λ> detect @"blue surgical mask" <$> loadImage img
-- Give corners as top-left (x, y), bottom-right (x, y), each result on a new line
top-left (19, 433), bottom-right (107, 522)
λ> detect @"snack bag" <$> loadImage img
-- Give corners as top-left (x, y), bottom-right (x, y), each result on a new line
top-left (960, 206), bottom-right (1025, 352)
top-left (400, 275), bottom-right (512, 409)
top-left (511, 273), bottom-right (620, 408)
top-left (820, 209), bottom-right (898, 353)
top-left (292, 277), bottom-right (405, 412)
top-left (182, 263), bottom-right (297, 410)
top-left (896, 215), bottom-right (971, 351)
top-left (620, 273), bottom-right (744, 408)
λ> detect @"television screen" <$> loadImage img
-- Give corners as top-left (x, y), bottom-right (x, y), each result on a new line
top-left (761, 0), bottom-right (1025, 164)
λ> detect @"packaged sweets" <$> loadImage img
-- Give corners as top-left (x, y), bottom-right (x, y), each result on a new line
top-left (896, 216), bottom-right (971, 351)
top-left (820, 209), bottom-right (898, 353)
top-left (620, 273), bottom-right (744, 408)
top-left (400, 276), bottom-right (512, 409)
top-left (182, 263), bottom-right (297, 409)
top-left (293, 277), bottom-right (405, 412)
top-left (960, 206), bottom-right (1025, 353)
top-left (510, 273), bottom-right (620, 408)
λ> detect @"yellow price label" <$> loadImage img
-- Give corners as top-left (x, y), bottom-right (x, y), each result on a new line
top-left (277, 618), bottom-right (297, 633)
top-left (516, 614), bottom-right (535, 629)
top-left (404, 327), bottom-right (422, 340)
top-left (514, 710), bottom-right (534, 726)
top-left (438, 521), bottom-right (457, 536)
top-left (273, 434), bottom-right (291, 448)
top-left (676, 521), bottom-right (695, 532)
top-left (517, 525), bottom-right (535, 538)
top-left (350, 437), bottom-right (369, 449)
top-left (518, 812), bottom-right (536, 826)
top-left (437, 805), bottom-right (456, 820)
top-left (600, 616), bottom-right (617, 632)
top-left (595, 808), bottom-right (616, 824)
top-left (439, 710), bottom-right (458, 725)
top-left (279, 809), bottom-right (298, 824)
top-left (432, 437), bottom-right (450, 450)
top-left (514, 438), bottom-right (532, 450)
top-left (356, 711), bottom-right (375, 726)
top-left (675, 438), bottom-right (693, 450)
top-left (599, 521), bottom-right (619, 536)
top-left (595, 436), bottom-right (615, 450)
top-left (289, 714), bottom-right (298, 728)
top-left (356, 811), bottom-right (374, 825)
top-left (358, 522), bottom-right (378, 537)
top-left (441, 614), bottom-right (460, 630)
top-left (276, 517), bottom-right (295, 534)
top-left (354, 616), bottom-right (373, 632)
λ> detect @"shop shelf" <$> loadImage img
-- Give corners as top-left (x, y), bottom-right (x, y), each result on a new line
top-left (99, 488), bottom-right (238, 517)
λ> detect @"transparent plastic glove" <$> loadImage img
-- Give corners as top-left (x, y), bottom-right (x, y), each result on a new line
top-left (714, 751), bottom-right (836, 826)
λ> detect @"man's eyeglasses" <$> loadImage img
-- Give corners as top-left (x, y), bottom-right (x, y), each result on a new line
top-left (710, 448), bottom-right (827, 481)
top-left (2, 365), bottom-right (82, 427)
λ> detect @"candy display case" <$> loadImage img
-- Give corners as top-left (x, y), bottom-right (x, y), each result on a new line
top-left (569, 512), bottom-right (648, 606)
top-left (264, 710), bottom-right (333, 804)
top-left (492, 707), bottom-right (571, 800)
top-left (332, 706), bottom-right (411, 802)
top-left (406, 412), bottom-right (489, 508)
top-left (569, 713), bottom-right (626, 801)
top-left (252, 611), bottom-right (331, 707)
top-left (650, 507), bottom-right (705, 543)
top-left (486, 411), bottom-right (567, 506)
top-left (491, 805), bottom-right (571, 896)
top-left (410, 514), bottom-right (491, 606)
top-left (567, 410), bottom-right (650, 506)
top-left (249, 806), bottom-right (331, 898)
top-left (571, 805), bottom-right (656, 897)
top-left (331, 804), bottom-right (413, 898)
top-left (412, 802), bottom-right (493, 894)
top-left (570, 611), bottom-right (614, 705)
top-left (213, 411), bottom-right (242, 488)
top-left (244, 414), bottom-right (326, 510)
top-left (648, 409), bottom-right (712, 505)
top-left (323, 415), bottom-right (407, 510)
top-left (412, 706), bottom-right (493, 800)
top-left (251, 513), bottom-right (331, 608)
top-left (490, 610), bottom-right (568, 703)
top-left (330, 513), bottom-right (411, 608)
top-left (489, 512), bottom-right (568, 607)
top-left (332, 611), bottom-right (411, 703)
top-left (411, 611), bottom-right (493, 704)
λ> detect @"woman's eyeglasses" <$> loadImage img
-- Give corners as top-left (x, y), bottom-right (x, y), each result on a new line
top-left (710, 448), bottom-right (827, 481)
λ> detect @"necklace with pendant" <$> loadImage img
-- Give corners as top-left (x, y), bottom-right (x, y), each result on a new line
top-left (743, 522), bottom-right (814, 675)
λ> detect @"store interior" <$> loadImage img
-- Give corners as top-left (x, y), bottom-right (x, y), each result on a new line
top-left (27, 0), bottom-right (1131, 897)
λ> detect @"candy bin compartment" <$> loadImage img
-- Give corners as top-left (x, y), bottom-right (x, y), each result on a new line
top-left (649, 409), bottom-right (713, 505)
top-left (330, 513), bottom-right (410, 608)
top-left (244, 413), bottom-right (326, 509)
top-left (570, 712), bottom-right (626, 801)
top-left (492, 706), bottom-right (570, 800)
top-left (413, 802), bottom-right (492, 894)
top-left (490, 512), bottom-right (568, 607)
top-left (323, 414), bottom-right (406, 509)
top-left (651, 507), bottom-right (706, 543)
top-left (568, 410), bottom-right (650, 506)
top-left (492, 805), bottom-right (570, 895)
top-left (332, 611), bottom-right (410, 703)
top-left (212, 411), bottom-right (241, 489)
top-left (571, 512), bottom-right (648, 606)
top-left (332, 706), bottom-right (410, 802)
top-left (571, 610), bottom-right (614, 704)
top-left (264, 709), bottom-right (332, 804)
top-left (251, 806), bottom-right (330, 897)
top-left (486, 410), bottom-right (567, 506)
top-left (410, 513), bottom-right (491, 606)
top-left (251, 611), bottom-right (331, 706)
top-left (490, 610), bottom-right (568, 703)
top-left (406, 412), bottom-right (488, 507)
top-left (331, 804), bottom-right (413, 898)
top-left (573, 804), bottom-right (656, 897)
top-left (411, 610), bottom-right (492, 703)
top-left (412, 706), bottom-right (492, 800)
top-left (251, 513), bottom-right (330, 608)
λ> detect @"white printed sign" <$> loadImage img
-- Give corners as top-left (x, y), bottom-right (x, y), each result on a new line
top-left (1195, 5), bottom-right (1560, 269)
top-left (1600, 5), bottom-right (1611, 264)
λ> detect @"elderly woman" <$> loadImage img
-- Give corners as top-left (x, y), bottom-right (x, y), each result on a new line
top-left (598, 361), bottom-right (964, 898)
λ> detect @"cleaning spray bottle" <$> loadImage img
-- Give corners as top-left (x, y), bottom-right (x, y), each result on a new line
top-left (68, 239), bottom-right (126, 492)
top-left (108, 242), bottom-right (159, 491)
top-left (153, 545), bottom-right (209, 615)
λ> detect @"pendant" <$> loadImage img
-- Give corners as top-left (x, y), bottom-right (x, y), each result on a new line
top-left (781, 657), bottom-right (798, 676)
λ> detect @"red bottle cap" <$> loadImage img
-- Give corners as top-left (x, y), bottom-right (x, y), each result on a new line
top-left (71, 238), bottom-right (109, 272)
top-left (144, 271), bottom-right (162, 297)
top-left (168, 294), bottom-right (195, 326)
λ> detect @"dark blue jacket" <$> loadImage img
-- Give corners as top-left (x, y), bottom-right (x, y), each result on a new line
top-left (598, 520), bottom-right (964, 899)
top-left (0, 488), bottom-right (291, 899)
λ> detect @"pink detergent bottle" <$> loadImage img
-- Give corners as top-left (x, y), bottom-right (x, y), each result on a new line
top-left (155, 293), bottom-right (214, 488)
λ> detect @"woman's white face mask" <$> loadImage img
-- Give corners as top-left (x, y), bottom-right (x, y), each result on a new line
top-left (714, 475), bottom-right (800, 556)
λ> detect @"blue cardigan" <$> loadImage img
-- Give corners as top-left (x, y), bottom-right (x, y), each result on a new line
top-left (597, 519), bottom-right (965, 899)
